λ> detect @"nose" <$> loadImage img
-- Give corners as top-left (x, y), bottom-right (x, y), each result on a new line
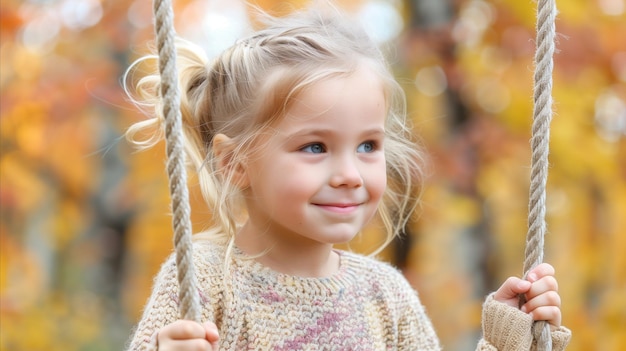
top-left (329, 155), bottom-right (363, 188)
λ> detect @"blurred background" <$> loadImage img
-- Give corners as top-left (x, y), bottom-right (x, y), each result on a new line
top-left (1, 0), bottom-right (625, 350)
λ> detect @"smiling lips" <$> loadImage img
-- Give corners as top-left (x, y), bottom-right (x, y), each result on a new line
top-left (314, 203), bottom-right (362, 214)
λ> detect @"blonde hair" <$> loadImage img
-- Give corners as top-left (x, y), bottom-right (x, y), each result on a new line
top-left (124, 6), bottom-right (425, 255)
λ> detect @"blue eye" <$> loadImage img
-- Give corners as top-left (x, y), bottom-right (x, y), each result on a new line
top-left (301, 143), bottom-right (325, 153)
top-left (357, 141), bottom-right (376, 153)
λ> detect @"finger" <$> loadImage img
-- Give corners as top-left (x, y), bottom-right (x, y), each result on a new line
top-left (527, 305), bottom-right (562, 328)
top-left (159, 338), bottom-right (213, 351)
top-left (526, 263), bottom-right (555, 283)
top-left (525, 275), bottom-right (559, 300)
top-left (522, 290), bottom-right (561, 314)
top-left (204, 322), bottom-right (220, 349)
top-left (161, 320), bottom-right (207, 340)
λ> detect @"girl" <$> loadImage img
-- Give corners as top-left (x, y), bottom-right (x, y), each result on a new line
top-left (125, 5), bottom-right (571, 351)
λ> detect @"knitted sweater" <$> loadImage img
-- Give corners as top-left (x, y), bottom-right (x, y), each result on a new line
top-left (127, 241), bottom-right (571, 350)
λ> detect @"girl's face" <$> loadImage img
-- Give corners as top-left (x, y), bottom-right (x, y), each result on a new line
top-left (240, 64), bottom-right (387, 251)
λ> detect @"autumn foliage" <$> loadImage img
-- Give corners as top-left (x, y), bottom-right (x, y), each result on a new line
top-left (1, 0), bottom-right (624, 350)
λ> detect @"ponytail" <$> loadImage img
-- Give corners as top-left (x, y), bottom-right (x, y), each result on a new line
top-left (124, 38), bottom-right (222, 225)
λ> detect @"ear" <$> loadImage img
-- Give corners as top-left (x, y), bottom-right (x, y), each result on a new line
top-left (212, 133), bottom-right (249, 189)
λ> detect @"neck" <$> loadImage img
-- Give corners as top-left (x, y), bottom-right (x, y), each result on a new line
top-left (235, 223), bottom-right (340, 278)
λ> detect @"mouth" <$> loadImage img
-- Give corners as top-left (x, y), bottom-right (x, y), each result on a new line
top-left (313, 203), bottom-right (361, 214)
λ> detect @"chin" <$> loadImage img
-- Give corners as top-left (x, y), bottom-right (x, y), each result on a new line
top-left (328, 232), bottom-right (361, 245)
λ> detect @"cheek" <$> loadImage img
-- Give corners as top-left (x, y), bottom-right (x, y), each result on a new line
top-left (374, 173), bottom-right (387, 202)
top-left (367, 164), bottom-right (387, 203)
top-left (259, 161), bottom-right (315, 199)
top-left (278, 166), bottom-right (318, 196)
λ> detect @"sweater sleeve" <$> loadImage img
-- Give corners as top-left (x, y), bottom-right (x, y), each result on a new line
top-left (126, 255), bottom-right (181, 351)
top-left (477, 293), bottom-right (572, 351)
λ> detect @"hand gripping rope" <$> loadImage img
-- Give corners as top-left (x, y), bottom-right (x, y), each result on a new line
top-left (150, 0), bottom-right (559, 348)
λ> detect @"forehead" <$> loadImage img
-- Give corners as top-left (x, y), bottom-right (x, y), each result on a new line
top-left (278, 65), bottom-right (387, 130)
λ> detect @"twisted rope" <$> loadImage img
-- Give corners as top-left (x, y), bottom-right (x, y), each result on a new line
top-left (523, 0), bottom-right (558, 349)
top-left (152, 0), bottom-right (201, 322)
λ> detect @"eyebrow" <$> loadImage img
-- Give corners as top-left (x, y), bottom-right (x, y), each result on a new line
top-left (284, 127), bottom-right (385, 139)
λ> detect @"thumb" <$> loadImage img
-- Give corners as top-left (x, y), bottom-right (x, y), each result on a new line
top-left (494, 277), bottom-right (532, 301)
